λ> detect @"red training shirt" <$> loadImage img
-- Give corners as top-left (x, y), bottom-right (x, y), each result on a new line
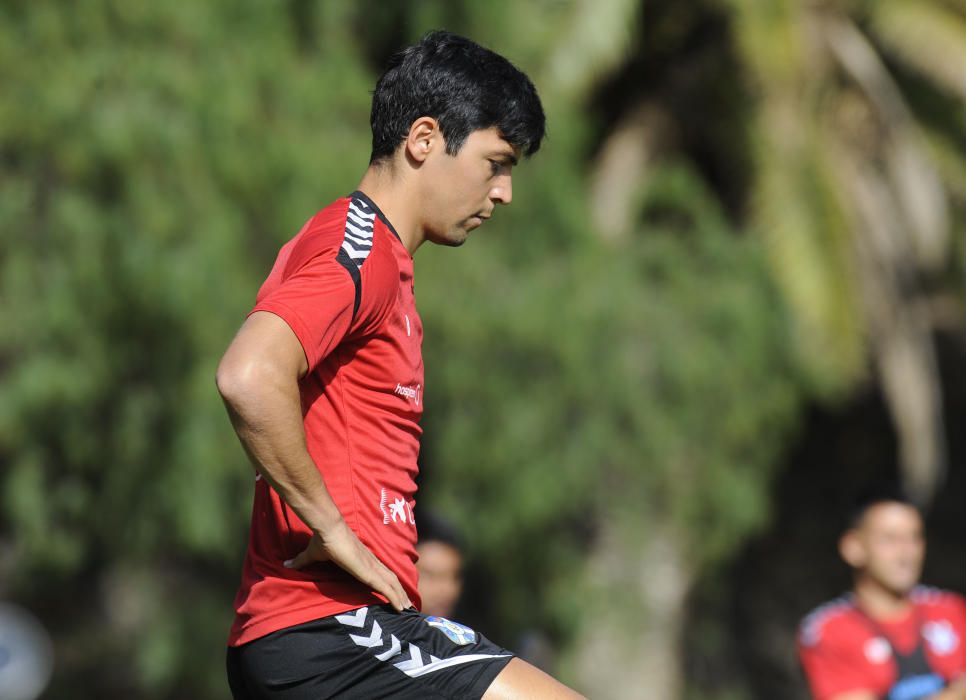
top-left (798, 587), bottom-right (966, 699)
top-left (228, 191), bottom-right (424, 646)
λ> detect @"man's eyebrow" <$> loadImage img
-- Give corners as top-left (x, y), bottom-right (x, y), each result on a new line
top-left (491, 151), bottom-right (518, 166)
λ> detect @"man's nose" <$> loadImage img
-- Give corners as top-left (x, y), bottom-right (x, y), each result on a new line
top-left (490, 175), bottom-right (512, 205)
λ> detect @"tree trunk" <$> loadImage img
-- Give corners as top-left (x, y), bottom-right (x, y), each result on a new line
top-left (573, 519), bottom-right (691, 699)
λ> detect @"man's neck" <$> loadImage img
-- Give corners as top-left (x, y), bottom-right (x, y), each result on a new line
top-left (356, 165), bottom-right (424, 256)
top-left (853, 577), bottom-right (914, 621)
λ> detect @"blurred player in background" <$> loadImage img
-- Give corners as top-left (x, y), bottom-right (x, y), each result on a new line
top-left (798, 493), bottom-right (966, 700)
top-left (415, 510), bottom-right (560, 674)
top-left (416, 511), bottom-right (464, 620)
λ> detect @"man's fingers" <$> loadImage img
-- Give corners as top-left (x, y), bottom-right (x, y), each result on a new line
top-left (389, 580), bottom-right (413, 611)
top-left (286, 530), bottom-right (414, 611)
top-left (347, 551), bottom-right (406, 611)
top-left (381, 584), bottom-right (407, 612)
top-left (284, 536), bottom-right (334, 570)
top-left (370, 566), bottom-right (411, 612)
top-left (284, 545), bottom-right (324, 569)
top-left (284, 551), bottom-right (306, 569)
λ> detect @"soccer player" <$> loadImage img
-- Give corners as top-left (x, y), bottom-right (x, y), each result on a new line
top-left (798, 494), bottom-right (966, 700)
top-left (216, 30), bottom-right (585, 699)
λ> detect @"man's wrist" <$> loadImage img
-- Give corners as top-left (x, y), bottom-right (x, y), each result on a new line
top-left (310, 510), bottom-right (347, 539)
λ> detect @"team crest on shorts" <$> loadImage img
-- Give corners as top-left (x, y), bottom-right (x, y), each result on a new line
top-left (426, 616), bottom-right (477, 646)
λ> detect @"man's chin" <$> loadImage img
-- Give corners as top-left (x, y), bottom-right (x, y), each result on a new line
top-left (429, 231), bottom-right (469, 247)
top-left (883, 577), bottom-right (920, 598)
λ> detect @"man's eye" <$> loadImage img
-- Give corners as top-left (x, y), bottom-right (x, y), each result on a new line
top-left (488, 160), bottom-right (500, 175)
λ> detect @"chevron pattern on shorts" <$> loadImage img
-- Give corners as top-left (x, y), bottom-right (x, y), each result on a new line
top-left (334, 607), bottom-right (510, 678)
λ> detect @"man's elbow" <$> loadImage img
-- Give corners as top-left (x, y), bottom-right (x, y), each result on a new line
top-left (215, 357), bottom-right (240, 406)
top-left (215, 354), bottom-right (264, 408)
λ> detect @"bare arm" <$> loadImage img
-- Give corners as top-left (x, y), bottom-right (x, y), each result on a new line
top-left (216, 311), bottom-right (412, 611)
top-left (934, 678), bottom-right (966, 700)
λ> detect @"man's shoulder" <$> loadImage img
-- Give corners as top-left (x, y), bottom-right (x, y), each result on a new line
top-left (912, 586), bottom-right (966, 616)
top-left (281, 195), bottom-right (399, 281)
top-left (316, 193), bottom-right (401, 280)
top-left (285, 197), bottom-right (355, 265)
top-left (799, 595), bottom-right (863, 648)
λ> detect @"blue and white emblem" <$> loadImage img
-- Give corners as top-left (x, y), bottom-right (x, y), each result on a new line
top-left (426, 616), bottom-right (477, 646)
top-left (924, 620), bottom-right (959, 655)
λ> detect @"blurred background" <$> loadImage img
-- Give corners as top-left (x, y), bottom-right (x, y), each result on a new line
top-left (1, 0), bottom-right (965, 698)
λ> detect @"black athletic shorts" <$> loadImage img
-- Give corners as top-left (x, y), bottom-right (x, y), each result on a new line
top-left (226, 605), bottom-right (514, 699)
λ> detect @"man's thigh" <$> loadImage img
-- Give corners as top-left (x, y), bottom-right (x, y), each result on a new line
top-left (226, 606), bottom-right (513, 699)
top-left (482, 658), bottom-right (587, 700)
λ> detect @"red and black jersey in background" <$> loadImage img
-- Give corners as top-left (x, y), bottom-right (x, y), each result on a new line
top-left (799, 587), bottom-right (966, 700)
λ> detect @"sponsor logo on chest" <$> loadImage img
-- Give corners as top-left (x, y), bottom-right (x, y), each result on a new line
top-left (394, 382), bottom-right (421, 406)
top-left (380, 488), bottom-right (415, 526)
top-left (865, 637), bottom-right (892, 664)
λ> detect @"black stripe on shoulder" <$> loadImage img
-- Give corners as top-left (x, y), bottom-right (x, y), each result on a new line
top-left (349, 190), bottom-right (403, 244)
top-left (336, 248), bottom-right (362, 320)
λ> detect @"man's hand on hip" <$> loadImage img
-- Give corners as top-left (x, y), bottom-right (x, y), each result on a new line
top-left (218, 312), bottom-right (412, 614)
top-left (284, 521), bottom-right (413, 612)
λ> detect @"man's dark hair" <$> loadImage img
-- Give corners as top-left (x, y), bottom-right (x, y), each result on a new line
top-left (415, 509), bottom-right (464, 553)
top-left (844, 486), bottom-right (920, 531)
top-left (369, 30), bottom-right (546, 164)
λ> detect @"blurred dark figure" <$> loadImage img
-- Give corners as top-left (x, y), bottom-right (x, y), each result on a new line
top-left (414, 510), bottom-right (559, 674)
top-left (798, 493), bottom-right (966, 700)
top-left (415, 511), bottom-right (464, 619)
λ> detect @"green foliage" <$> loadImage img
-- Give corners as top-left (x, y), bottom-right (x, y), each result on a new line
top-left (0, 1), bottom-right (374, 695)
top-left (0, 1), bottom-right (808, 696)
top-left (419, 164), bottom-right (801, 646)
top-left (5, 0), bottom-right (962, 698)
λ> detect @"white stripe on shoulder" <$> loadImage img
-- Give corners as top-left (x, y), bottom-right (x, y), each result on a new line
top-left (343, 230), bottom-right (373, 249)
top-left (346, 209), bottom-right (374, 229)
top-left (800, 595), bottom-right (854, 647)
top-left (344, 220), bottom-right (373, 242)
top-left (341, 197), bottom-right (375, 267)
top-left (912, 585), bottom-right (951, 605)
top-left (348, 201), bottom-right (376, 221)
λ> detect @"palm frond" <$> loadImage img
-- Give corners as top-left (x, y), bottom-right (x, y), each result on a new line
top-left (871, 0), bottom-right (966, 100)
top-left (921, 127), bottom-right (966, 200)
top-left (542, 0), bottom-right (640, 100)
top-left (752, 105), bottom-right (867, 391)
top-left (727, 0), bottom-right (818, 88)
top-left (823, 12), bottom-right (950, 271)
top-left (828, 139), bottom-right (947, 504)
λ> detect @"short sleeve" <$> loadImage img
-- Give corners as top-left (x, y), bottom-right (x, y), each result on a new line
top-left (798, 623), bottom-right (877, 700)
top-left (948, 594), bottom-right (966, 679)
top-left (251, 253), bottom-right (357, 372)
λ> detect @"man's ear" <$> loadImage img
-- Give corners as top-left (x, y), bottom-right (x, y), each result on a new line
top-left (405, 117), bottom-right (440, 164)
top-left (839, 530), bottom-right (866, 568)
